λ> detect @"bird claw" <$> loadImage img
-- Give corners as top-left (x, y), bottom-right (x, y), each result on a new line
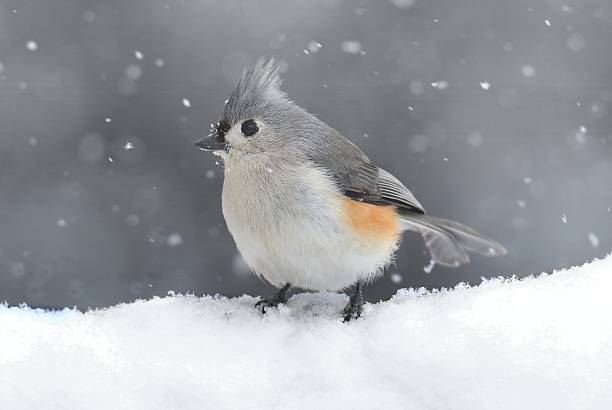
top-left (255, 284), bottom-right (291, 314)
top-left (254, 296), bottom-right (286, 314)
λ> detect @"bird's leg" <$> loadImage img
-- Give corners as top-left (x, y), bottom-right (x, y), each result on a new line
top-left (255, 283), bottom-right (291, 314)
top-left (342, 281), bottom-right (364, 322)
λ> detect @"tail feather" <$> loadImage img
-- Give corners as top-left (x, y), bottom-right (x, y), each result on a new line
top-left (399, 213), bottom-right (507, 268)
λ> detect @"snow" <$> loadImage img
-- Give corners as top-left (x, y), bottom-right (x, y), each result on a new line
top-left (306, 41), bottom-right (322, 54)
top-left (1, 256), bottom-right (612, 409)
top-left (125, 65), bottom-right (142, 80)
top-left (82, 10), bottom-right (95, 23)
top-left (588, 232), bottom-right (600, 248)
top-left (390, 0), bottom-right (417, 9)
top-left (166, 233), bottom-right (183, 247)
top-left (126, 213), bottom-right (140, 227)
top-left (430, 80), bottom-right (448, 90)
top-left (423, 258), bottom-right (436, 273)
top-left (521, 65), bottom-right (536, 78)
top-left (341, 41), bottom-right (362, 54)
top-left (26, 40), bottom-right (38, 51)
top-left (567, 32), bottom-right (586, 52)
top-left (390, 272), bottom-right (403, 284)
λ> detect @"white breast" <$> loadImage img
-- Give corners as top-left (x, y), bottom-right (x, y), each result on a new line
top-left (221, 155), bottom-right (398, 291)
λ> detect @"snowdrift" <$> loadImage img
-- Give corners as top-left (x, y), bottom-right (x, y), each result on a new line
top-left (1, 256), bottom-right (611, 410)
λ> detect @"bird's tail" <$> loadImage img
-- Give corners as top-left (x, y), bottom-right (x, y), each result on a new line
top-left (398, 213), bottom-right (507, 267)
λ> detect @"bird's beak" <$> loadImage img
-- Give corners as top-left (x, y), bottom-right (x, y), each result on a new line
top-left (194, 135), bottom-right (227, 151)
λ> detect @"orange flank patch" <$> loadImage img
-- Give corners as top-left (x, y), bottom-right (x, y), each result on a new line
top-left (340, 198), bottom-right (400, 243)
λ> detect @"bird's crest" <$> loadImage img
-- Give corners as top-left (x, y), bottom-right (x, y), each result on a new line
top-left (221, 57), bottom-right (287, 125)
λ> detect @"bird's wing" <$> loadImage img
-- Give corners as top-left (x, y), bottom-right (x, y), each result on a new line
top-left (304, 130), bottom-right (424, 214)
top-left (341, 162), bottom-right (425, 214)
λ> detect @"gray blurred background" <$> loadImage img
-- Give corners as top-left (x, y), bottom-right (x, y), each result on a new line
top-left (0, 0), bottom-right (610, 308)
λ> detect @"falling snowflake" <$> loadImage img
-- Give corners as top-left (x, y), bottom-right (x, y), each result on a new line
top-left (134, 50), bottom-right (144, 60)
top-left (123, 142), bottom-right (134, 150)
top-left (575, 126), bottom-right (587, 143)
top-left (423, 259), bottom-right (436, 273)
top-left (182, 98), bottom-right (192, 108)
top-left (167, 233), bottom-right (184, 247)
top-left (431, 81), bottom-right (448, 90)
top-left (566, 32), bottom-right (585, 52)
top-left (307, 41), bottom-right (323, 54)
top-left (126, 214), bottom-right (140, 227)
top-left (588, 232), bottom-right (600, 248)
top-left (341, 41), bottom-right (362, 54)
top-left (82, 10), bottom-right (95, 23)
top-left (480, 81), bottom-right (491, 90)
top-left (125, 65), bottom-right (142, 81)
top-left (390, 0), bottom-right (417, 9)
top-left (521, 65), bottom-right (536, 78)
top-left (26, 41), bottom-right (38, 51)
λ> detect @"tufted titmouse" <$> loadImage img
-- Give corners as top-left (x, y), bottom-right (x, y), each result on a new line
top-left (196, 58), bottom-right (506, 321)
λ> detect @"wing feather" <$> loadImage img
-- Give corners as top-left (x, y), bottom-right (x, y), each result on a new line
top-left (302, 128), bottom-right (423, 213)
top-left (341, 163), bottom-right (425, 214)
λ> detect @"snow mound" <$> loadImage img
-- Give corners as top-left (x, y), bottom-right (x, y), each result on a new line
top-left (1, 256), bottom-right (612, 410)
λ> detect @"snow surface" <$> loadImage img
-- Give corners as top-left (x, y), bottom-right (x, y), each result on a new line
top-left (1, 256), bottom-right (612, 410)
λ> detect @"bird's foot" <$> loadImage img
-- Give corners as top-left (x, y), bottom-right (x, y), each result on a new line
top-left (255, 283), bottom-right (291, 314)
top-left (342, 282), bottom-right (364, 322)
top-left (342, 301), bottom-right (363, 322)
top-left (255, 295), bottom-right (286, 314)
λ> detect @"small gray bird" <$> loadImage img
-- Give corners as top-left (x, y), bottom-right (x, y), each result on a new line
top-left (196, 58), bottom-right (506, 321)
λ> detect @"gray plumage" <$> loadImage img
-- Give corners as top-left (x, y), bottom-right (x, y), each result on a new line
top-left (211, 57), bottom-right (506, 270)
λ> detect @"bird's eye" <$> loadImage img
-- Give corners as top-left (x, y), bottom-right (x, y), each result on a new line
top-left (241, 119), bottom-right (259, 137)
